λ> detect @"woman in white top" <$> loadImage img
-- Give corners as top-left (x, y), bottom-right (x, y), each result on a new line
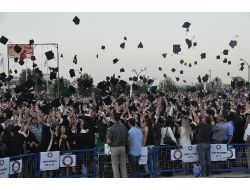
top-left (178, 118), bottom-right (192, 146)
top-left (160, 126), bottom-right (177, 145)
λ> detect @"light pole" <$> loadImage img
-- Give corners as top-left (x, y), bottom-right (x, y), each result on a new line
top-left (240, 58), bottom-right (250, 82)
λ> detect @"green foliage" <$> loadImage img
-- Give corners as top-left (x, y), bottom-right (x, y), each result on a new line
top-left (77, 73), bottom-right (94, 97)
top-left (158, 76), bottom-right (178, 92)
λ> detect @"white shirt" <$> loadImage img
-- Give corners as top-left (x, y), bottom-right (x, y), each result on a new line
top-left (244, 124), bottom-right (250, 142)
top-left (160, 127), bottom-right (177, 145)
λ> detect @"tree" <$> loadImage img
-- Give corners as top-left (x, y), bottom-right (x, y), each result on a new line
top-left (206, 77), bottom-right (223, 91)
top-left (77, 73), bottom-right (94, 97)
top-left (158, 76), bottom-right (178, 92)
top-left (49, 77), bottom-right (71, 97)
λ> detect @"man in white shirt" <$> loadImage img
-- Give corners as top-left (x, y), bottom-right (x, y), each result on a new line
top-left (244, 115), bottom-right (250, 171)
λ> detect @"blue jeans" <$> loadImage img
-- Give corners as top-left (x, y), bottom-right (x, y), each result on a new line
top-left (197, 143), bottom-right (211, 176)
top-left (128, 155), bottom-right (141, 178)
top-left (144, 145), bottom-right (154, 176)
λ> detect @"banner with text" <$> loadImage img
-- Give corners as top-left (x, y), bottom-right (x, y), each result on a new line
top-left (139, 147), bottom-right (148, 165)
top-left (60, 155), bottom-right (76, 167)
top-left (0, 157), bottom-right (10, 178)
top-left (210, 144), bottom-right (228, 161)
top-left (10, 159), bottom-right (22, 175)
top-left (40, 151), bottom-right (60, 171)
top-left (182, 145), bottom-right (198, 163)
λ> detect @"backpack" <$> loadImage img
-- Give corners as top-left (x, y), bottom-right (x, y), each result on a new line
top-left (163, 127), bottom-right (177, 146)
top-left (193, 163), bottom-right (201, 177)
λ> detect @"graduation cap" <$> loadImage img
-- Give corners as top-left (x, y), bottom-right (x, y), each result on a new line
top-left (194, 61), bottom-right (197, 65)
top-left (80, 67), bottom-right (82, 72)
top-left (73, 55), bottom-right (77, 64)
top-left (14, 69), bottom-right (17, 74)
top-left (25, 77), bottom-right (35, 89)
top-left (29, 39), bottom-right (34, 45)
top-left (129, 77), bottom-right (133, 81)
top-left (103, 96), bottom-right (112, 105)
top-left (216, 55), bottom-right (220, 59)
top-left (188, 63), bottom-right (192, 67)
top-left (120, 68), bottom-right (125, 72)
top-left (9, 69), bottom-right (12, 74)
top-left (147, 79), bottom-right (154, 85)
top-left (228, 61), bottom-right (231, 65)
top-left (180, 59), bottom-right (184, 64)
top-left (0, 36), bottom-right (8, 45)
top-left (32, 63), bottom-right (38, 67)
top-left (73, 16), bottom-right (80, 25)
top-left (132, 83), bottom-right (139, 91)
top-left (151, 86), bottom-right (157, 94)
top-left (139, 75), bottom-right (143, 80)
top-left (101, 45), bottom-right (105, 50)
top-left (50, 71), bottom-right (57, 80)
top-left (223, 49), bottom-right (229, 55)
top-left (110, 77), bottom-right (119, 86)
top-left (240, 65), bottom-right (244, 71)
top-left (14, 57), bottom-right (18, 62)
top-left (180, 70), bottom-right (184, 74)
top-left (158, 67), bottom-right (162, 71)
top-left (227, 72), bottom-right (230, 76)
top-left (6, 75), bottom-right (13, 82)
top-left (184, 62), bottom-right (187, 66)
top-left (176, 77), bottom-right (180, 82)
top-left (201, 53), bottom-right (206, 59)
top-left (68, 85), bottom-right (76, 94)
top-left (119, 80), bottom-right (127, 88)
top-left (19, 60), bottom-right (24, 66)
top-left (124, 36), bottom-right (127, 41)
top-left (162, 53), bottom-right (167, 58)
top-left (133, 76), bottom-right (138, 82)
top-left (147, 94), bottom-right (155, 102)
top-left (113, 58), bottom-right (119, 64)
top-left (51, 98), bottom-right (61, 108)
top-left (45, 50), bottom-right (54, 60)
top-left (31, 55), bottom-right (36, 61)
top-left (202, 74), bottom-right (209, 83)
top-left (183, 80), bottom-right (186, 83)
top-left (171, 68), bottom-right (176, 72)
top-left (120, 42), bottom-right (125, 49)
top-left (34, 67), bottom-right (41, 74)
top-left (223, 58), bottom-right (227, 63)
top-left (163, 73), bottom-right (167, 78)
top-left (193, 42), bottom-right (197, 47)
top-left (185, 39), bottom-right (192, 49)
top-left (182, 22), bottom-right (191, 31)
top-left (118, 75), bottom-right (121, 79)
top-left (69, 69), bottom-right (76, 78)
top-left (137, 42), bottom-right (143, 49)
top-left (229, 40), bottom-right (237, 48)
top-left (173, 44), bottom-right (181, 54)
top-left (14, 45), bottom-right (22, 53)
top-left (60, 54), bottom-right (63, 58)
top-left (197, 75), bottom-right (202, 83)
top-left (96, 54), bottom-right (98, 59)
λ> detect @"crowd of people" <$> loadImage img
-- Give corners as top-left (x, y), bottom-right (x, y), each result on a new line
top-left (0, 86), bottom-right (250, 177)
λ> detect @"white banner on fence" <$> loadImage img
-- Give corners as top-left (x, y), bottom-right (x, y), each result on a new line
top-left (227, 147), bottom-right (236, 160)
top-left (0, 157), bottom-right (10, 178)
top-left (139, 147), bottom-right (148, 165)
top-left (171, 149), bottom-right (182, 161)
top-left (10, 159), bottom-right (22, 175)
top-left (210, 144), bottom-right (228, 161)
top-left (40, 151), bottom-right (60, 171)
top-left (182, 145), bottom-right (198, 163)
top-left (104, 144), bottom-right (111, 155)
top-left (60, 155), bottom-right (76, 167)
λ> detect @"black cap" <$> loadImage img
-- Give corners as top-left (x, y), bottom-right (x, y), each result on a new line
top-left (29, 39), bottom-right (34, 45)
top-left (216, 55), bottom-right (220, 59)
top-left (185, 39), bottom-right (192, 49)
top-left (119, 80), bottom-right (127, 88)
top-left (188, 63), bottom-right (192, 67)
top-left (228, 61), bottom-right (231, 65)
top-left (194, 61), bottom-right (197, 65)
top-left (180, 70), bottom-right (184, 74)
top-left (9, 69), bottom-right (12, 74)
top-left (139, 75), bottom-right (143, 80)
top-left (32, 63), bottom-right (38, 68)
top-left (151, 86), bottom-right (157, 94)
top-left (80, 67), bottom-right (82, 72)
top-left (51, 98), bottom-right (61, 108)
top-left (120, 68), bottom-right (125, 72)
top-left (73, 16), bottom-right (80, 25)
top-left (103, 96), bottom-right (112, 105)
top-left (223, 49), bottom-right (229, 55)
top-left (14, 45), bottom-right (22, 53)
top-left (31, 55), bottom-right (36, 61)
top-left (202, 74), bottom-right (209, 83)
top-left (193, 42), bottom-right (197, 47)
top-left (14, 69), bottom-right (17, 74)
top-left (34, 67), bottom-right (41, 74)
top-left (180, 59), bottom-right (184, 64)
top-left (120, 42), bottom-right (125, 49)
top-left (182, 22), bottom-right (191, 31)
top-left (158, 67), bottom-right (162, 71)
top-left (163, 73), bottom-right (167, 77)
top-left (240, 65), bottom-right (244, 71)
top-left (173, 44), bottom-right (181, 54)
top-left (0, 36), bottom-right (8, 45)
top-left (227, 72), bottom-right (230, 76)
top-left (113, 58), bottom-right (119, 64)
top-left (229, 40), bottom-right (237, 48)
top-left (69, 69), bottom-right (76, 78)
top-left (132, 83), bottom-right (139, 90)
top-left (201, 53), bottom-right (206, 59)
top-left (183, 80), bottom-right (186, 83)
top-left (6, 74), bottom-right (13, 82)
top-left (184, 62), bottom-right (187, 66)
top-left (162, 53), bottom-right (167, 58)
top-left (223, 58), bottom-right (227, 63)
top-left (45, 50), bottom-right (54, 60)
top-left (133, 76), bottom-right (138, 82)
top-left (101, 45), bottom-right (105, 50)
top-left (96, 54), bottom-right (98, 59)
top-left (147, 79), bottom-right (154, 85)
top-left (129, 77), bottom-right (133, 81)
top-left (68, 85), bottom-right (76, 94)
top-left (50, 71), bottom-right (57, 80)
top-left (147, 94), bottom-right (155, 102)
top-left (19, 60), bottom-right (24, 66)
top-left (137, 42), bottom-right (143, 49)
top-left (197, 75), bottom-right (201, 83)
top-left (14, 57), bottom-right (18, 62)
top-left (60, 54), bottom-right (63, 58)
top-left (171, 68), bottom-right (176, 72)
top-left (176, 77), bottom-right (180, 82)
top-left (73, 55), bottom-right (77, 64)
top-left (124, 36), bottom-right (127, 41)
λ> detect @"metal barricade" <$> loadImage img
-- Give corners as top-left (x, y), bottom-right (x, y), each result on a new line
top-left (9, 153), bottom-right (37, 178)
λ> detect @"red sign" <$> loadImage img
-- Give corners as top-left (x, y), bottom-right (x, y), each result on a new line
top-left (8, 44), bottom-right (33, 59)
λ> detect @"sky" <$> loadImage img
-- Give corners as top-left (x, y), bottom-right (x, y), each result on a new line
top-left (1, 12), bottom-right (250, 85)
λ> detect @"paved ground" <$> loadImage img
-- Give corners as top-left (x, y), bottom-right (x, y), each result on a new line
top-left (167, 172), bottom-right (250, 178)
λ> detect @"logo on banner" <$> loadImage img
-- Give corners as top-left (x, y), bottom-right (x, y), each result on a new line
top-left (62, 155), bottom-right (73, 167)
top-left (173, 149), bottom-right (182, 160)
top-left (11, 161), bottom-right (21, 174)
top-left (227, 149), bottom-right (233, 159)
top-left (47, 152), bottom-right (53, 158)
top-left (216, 145), bottom-right (221, 150)
top-left (188, 146), bottom-right (193, 151)
top-left (0, 159), bottom-right (4, 166)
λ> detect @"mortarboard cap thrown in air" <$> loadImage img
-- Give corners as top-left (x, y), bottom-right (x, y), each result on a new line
top-left (50, 71), bottom-right (57, 80)
top-left (229, 40), bottom-right (237, 48)
top-left (185, 39), bottom-right (192, 49)
top-left (60, 54), bottom-right (63, 58)
top-left (101, 45), bottom-right (105, 50)
top-left (14, 57), bottom-right (18, 62)
top-left (73, 16), bottom-right (80, 25)
top-left (14, 69), bottom-right (17, 74)
top-left (162, 53), bottom-right (167, 58)
top-left (19, 60), bottom-right (24, 66)
top-left (216, 55), bottom-right (220, 59)
top-left (173, 44), bottom-right (181, 54)
top-left (180, 59), bottom-right (184, 64)
top-left (163, 73), bottom-right (167, 77)
top-left (223, 49), bottom-right (229, 55)
top-left (194, 61), bottom-right (197, 65)
top-left (124, 36), bottom-right (127, 41)
top-left (227, 72), bottom-right (230, 76)
top-left (14, 45), bottom-right (22, 53)
top-left (180, 70), bottom-right (184, 74)
top-left (193, 42), bottom-right (197, 47)
top-left (69, 69), bottom-right (76, 78)
top-left (182, 22), bottom-right (191, 31)
top-left (158, 67), bottom-right (162, 71)
top-left (29, 39), bottom-right (34, 45)
top-left (201, 53), bottom-right (206, 59)
top-left (32, 63), bottom-right (37, 68)
top-left (120, 68), bottom-right (125, 72)
top-left (223, 58), bottom-right (227, 63)
top-left (0, 36), bottom-right (8, 45)
top-left (120, 42), bottom-right (125, 49)
top-left (202, 74), bottom-right (209, 83)
top-left (176, 77), bottom-right (180, 82)
top-left (171, 68), bottom-right (176, 72)
top-left (73, 55), bottom-right (77, 64)
top-left (137, 42), bottom-right (143, 49)
top-left (197, 75), bottom-right (202, 83)
top-left (228, 61), bottom-right (231, 65)
top-left (45, 50), bottom-right (54, 60)
top-left (188, 63), bottom-right (192, 67)
top-left (113, 58), bottom-right (119, 64)
top-left (31, 55), bottom-right (36, 61)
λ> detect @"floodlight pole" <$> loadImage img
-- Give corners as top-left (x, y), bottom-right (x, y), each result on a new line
top-left (240, 58), bottom-right (250, 82)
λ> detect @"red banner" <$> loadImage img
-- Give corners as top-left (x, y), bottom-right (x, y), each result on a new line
top-left (8, 44), bottom-right (33, 59)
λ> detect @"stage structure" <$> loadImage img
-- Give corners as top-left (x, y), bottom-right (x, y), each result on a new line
top-left (7, 43), bottom-right (60, 97)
